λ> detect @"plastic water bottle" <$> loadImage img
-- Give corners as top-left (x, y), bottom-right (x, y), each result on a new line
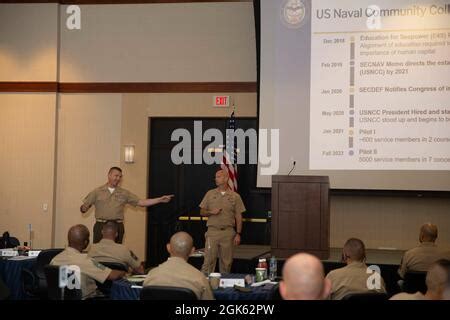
top-left (269, 256), bottom-right (277, 281)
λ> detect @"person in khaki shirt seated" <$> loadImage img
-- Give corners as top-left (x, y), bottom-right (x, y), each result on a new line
top-left (326, 238), bottom-right (386, 300)
top-left (279, 253), bottom-right (331, 300)
top-left (143, 232), bottom-right (214, 300)
top-left (80, 166), bottom-right (174, 244)
top-left (51, 224), bottom-right (126, 299)
top-left (398, 223), bottom-right (450, 278)
top-left (199, 169), bottom-right (246, 274)
top-left (88, 221), bottom-right (144, 274)
top-left (391, 259), bottom-right (450, 300)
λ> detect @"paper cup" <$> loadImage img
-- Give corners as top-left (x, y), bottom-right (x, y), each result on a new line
top-left (209, 272), bottom-right (221, 290)
top-left (255, 268), bottom-right (266, 282)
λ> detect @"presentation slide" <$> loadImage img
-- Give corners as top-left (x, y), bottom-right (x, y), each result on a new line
top-left (258, 0), bottom-right (450, 190)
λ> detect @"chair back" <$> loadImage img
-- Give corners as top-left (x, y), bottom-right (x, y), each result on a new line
top-left (97, 261), bottom-right (128, 272)
top-left (36, 249), bottom-right (65, 284)
top-left (403, 271), bottom-right (427, 294)
top-left (94, 261), bottom-right (127, 296)
top-left (269, 284), bottom-right (283, 300)
top-left (0, 233), bottom-right (20, 248)
top-left (21, 249), bottom-right (64, 299)
top-left (0, 278), bottom-right (10, 300)
top-left (342, 292), bottom-right (388, 301)
top-left (44, 265), bottom-right (82, 300)
top-left (140, 285), bottom-right (197, 300)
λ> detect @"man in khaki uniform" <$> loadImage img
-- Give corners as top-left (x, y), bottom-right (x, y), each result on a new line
top-left (143, 232), bottom-right (214, 300)
top-left (88, 221), bottom-right (144, 274)
top-left (199, 169), bottom-right (246, 274)
top-left (391, 259), bottom-right (450, 300)
top-left (80, 166), bottom-right (173, 243)
top-left (280, 253), bottom-right (331, 300)
top-left (326, 238), bottom-right (386, 300)
top-left (51, 224), bottom-right (125, 299)
top-left (398, 223), bottom-right (450, 278)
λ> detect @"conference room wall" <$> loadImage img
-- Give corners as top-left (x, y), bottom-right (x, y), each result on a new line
top-left (331, 196), bottom-right (450, 251)
top-left (0, 4), bottom-right (58, 249)
top-left (59, 3), bottom-right (256, 82)
top-left (121, 92), bottom-right (258, 260)
top-left (0, 93), bottom-right (57, 249)
top-left (0, 3), bottom-right (58, 81)
top-left (54, 93), bottom-right (122, 249)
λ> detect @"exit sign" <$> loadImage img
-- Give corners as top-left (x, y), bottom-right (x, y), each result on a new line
top-left (213, 96), bottom-right (231, 107)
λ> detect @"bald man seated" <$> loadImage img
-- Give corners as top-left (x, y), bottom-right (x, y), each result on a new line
top-left (326, 238), bottom-right (386, 300)
top-left (279, 253), bottom-right (331, 300)
top-left (391, 259), bottom-right (450, 300)
top-left (143, 232), bottom-right (214, 300)
top-left (51, 224), bottom-right (126, 299)
top-left (88, 221), bottom-right (144, 274)
top-left (398, 223), bottom-right (450, 278)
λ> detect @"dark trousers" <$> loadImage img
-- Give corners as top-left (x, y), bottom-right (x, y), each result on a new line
top-left (93, 221), bottom-right (125, 243)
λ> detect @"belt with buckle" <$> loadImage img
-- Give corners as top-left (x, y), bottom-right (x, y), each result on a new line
top-left (96, 219), bottom-right (123, 223)
top-left (209, 226), bottom-right (231, 231)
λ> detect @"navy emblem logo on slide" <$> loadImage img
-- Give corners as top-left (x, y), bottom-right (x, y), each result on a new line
top-left (281, 0), bottom-right (307, 28)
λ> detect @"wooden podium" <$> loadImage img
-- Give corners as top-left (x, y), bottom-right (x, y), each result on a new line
top-left (271, 175), bottom-right (330, 259)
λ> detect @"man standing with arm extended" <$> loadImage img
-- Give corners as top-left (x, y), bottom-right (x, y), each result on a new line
top-left (200, 169), bottom-right (246, 274)
top-left (80, 167), bottom-right (173, 243)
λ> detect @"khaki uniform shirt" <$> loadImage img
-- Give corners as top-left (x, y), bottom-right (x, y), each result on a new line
top-left (390, 291), bottom-right (427, 300)
top-left (143, 257), bottom-right (214, 300)
top-left (199, 188), bottom-right (246, 228)
top-left (88, 238), bottom-right (141, 270)
top-left (326, 261), bottom-right (387, 300)
top-left (398, 242), bottom-right (450, 278)
top-left (82, 184), bottom-right (140, 220)
top-left (50, 247), bottom-right (111, 299)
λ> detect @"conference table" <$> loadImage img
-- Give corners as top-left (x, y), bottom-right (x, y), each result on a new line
top-left (0, 247), bottom-right (404, 300)
top-left (110, 274), bottom-right (277, 300)
top-left (0, 256), bottom-right (37, 299)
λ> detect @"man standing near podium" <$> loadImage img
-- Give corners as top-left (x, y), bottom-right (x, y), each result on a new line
top-left (199, 169), bottom-right (246, 274)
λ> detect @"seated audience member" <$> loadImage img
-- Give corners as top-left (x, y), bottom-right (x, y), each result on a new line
top-left (398, 223), bottom-right (450, 278)
top-left (391, 259), bottom-right (450, 300)
top-left (143, 231), bottom-right (214, 300)
top-left (326, 238), bottom-right (386, 300)
top-left (51, 224), bottom-right (125, 299)
top-left (279, 253), bottom-right (331, 300)
top-left (443, 262), bottom-right (450, 300)
top-left (88, 221), bottom-right (144, 274)
top-left (0, 231), bottom-right (17, 249)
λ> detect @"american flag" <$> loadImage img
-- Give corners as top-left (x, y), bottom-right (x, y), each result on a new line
top-left (221, 110), bottom-right (238, 191)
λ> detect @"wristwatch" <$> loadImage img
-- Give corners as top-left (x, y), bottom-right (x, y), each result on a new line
top-left (236, 232), bottom-right (241, 236)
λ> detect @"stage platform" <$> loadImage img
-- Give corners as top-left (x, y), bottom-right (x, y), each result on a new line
top-left (232, 245), bottom-right (272, 260)
top-left (188, 245), bottom-right (272, 274)
top-left (327, 247), bottom-right (405, 265)
top-left (191, 245), bottom-right (405, 265)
